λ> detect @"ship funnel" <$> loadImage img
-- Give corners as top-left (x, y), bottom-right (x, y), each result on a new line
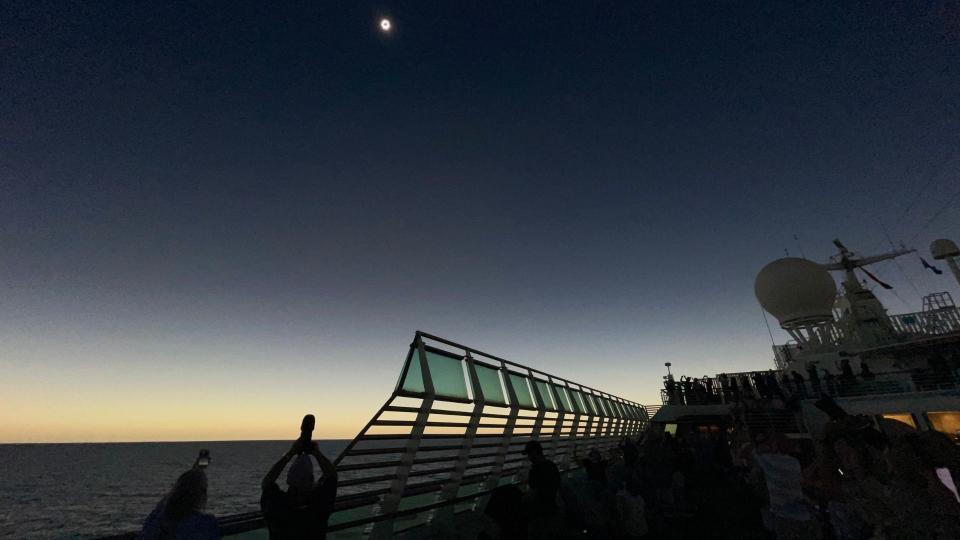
top-left (755, 257), bottom-right (837, 328)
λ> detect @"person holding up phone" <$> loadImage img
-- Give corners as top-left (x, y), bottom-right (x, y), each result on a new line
top-left (260, 416), bottom-right (338, 540)
top-left (140, 450), bottom-right (220, 540)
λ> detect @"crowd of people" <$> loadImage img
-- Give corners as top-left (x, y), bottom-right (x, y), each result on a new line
top-left (138, 417), bottom-right (338, 540)
top-left (482, 402), bottom-right (960, 540)
top-left (136, 406), bottom-right (960, 540)
top-left (665, 354), bottom-right (960, 407)
top-left (482, 432), bottom-right (763, 540)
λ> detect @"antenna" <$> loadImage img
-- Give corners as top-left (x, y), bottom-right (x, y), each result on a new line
top-left (821, 238), bottom-right (915, 295)
top-left (793, 234), bottom-right (807, 258)
top-left (822, 239), bottom-right (914, 272)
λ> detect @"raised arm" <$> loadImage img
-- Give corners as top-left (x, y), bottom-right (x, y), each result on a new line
top-left (310, 442), bottom-right (337, 479)
top-left (262, 441), bottom-right (299, 490)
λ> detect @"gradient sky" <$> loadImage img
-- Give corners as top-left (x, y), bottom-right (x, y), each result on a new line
top-left (2, 1), bottom-right (960, 442)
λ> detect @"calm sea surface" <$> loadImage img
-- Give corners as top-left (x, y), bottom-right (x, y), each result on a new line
top-left (0, 440), bottom-right (349, 540)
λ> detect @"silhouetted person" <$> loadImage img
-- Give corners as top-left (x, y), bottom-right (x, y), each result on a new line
top-left (582, 448), bottom-right (609, 486)
top-left (859, 362), bottom-right (875, 382)
top-left (806, 363), bottom-right (821, 396)
top-left (141, 466), bottom-right (219, 540)
top-left (791, 370), bottom-right (807, 398)
top-left (693, 377), bottom-right (706, 404)
top-left (616, 475), bottom-right (648, 539)
top-left (928, 354), bottom-right (952, 390)
top-left (577, 448), bottom-right (616, 538)
top-left (718, 373), bottom-right (731, 402)
top-left (664, 376), bottom-right (677, 404)
top-left (621, 438), bottom-right (640, 467)
top-left (764, 370), bottom-right (781, 399)
top-left (751, 372), bottom-right (765, 399)
top-left (823, 370), bottom-right (837, 396)
top-left (729, 375), bottom-right (741, 402)
top-left (523, 440), bottom-right (564, 538)
top-left (524, 441), bottom-right (561, 507)
top-left (680, 377), bottom-right (693, 405)
top-left (261, 440), bottom-right (338, 540)
top-left (481, 485), bottom-right (527, 540)
top-left (839, 358), bottom-right (854, 380)
top-left (839, 358), bottom-right (855, 395)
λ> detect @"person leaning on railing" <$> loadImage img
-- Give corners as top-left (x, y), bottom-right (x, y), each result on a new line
top-left (260, 440), bottom-right (338, 540)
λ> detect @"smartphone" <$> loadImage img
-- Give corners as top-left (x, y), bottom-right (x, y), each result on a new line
top-left (299, 414), bottom-right (315, 454)
top-left (198, 449), bottom-right (211, 468)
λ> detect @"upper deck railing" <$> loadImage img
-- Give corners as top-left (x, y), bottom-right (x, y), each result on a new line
top-left (773, 306), bottom-right (960, 365)
top-left (661, 367), bottom-right (960, 407)
top-left (98, 331), bottom-right (648, 540)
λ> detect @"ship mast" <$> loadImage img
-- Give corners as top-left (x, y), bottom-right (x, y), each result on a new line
top-left (821, 239), bottom-right (915, 348)
top-left (822, 238), bottom-right (914, 294)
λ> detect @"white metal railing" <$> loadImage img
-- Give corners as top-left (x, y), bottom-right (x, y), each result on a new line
top-left (889, 308), bottom-right (960, 336)
top-left (97, 332), bottom-right (649, 540)
top-left (331, 331), bottom-right (648, 538)
top-left (773, 307), bottom-right (960, 368)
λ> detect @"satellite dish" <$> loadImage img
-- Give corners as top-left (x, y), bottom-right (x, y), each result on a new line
top-left (930, 238), bottom-right (959, 260)
top-left (755, 258), bottom-right (837, 328)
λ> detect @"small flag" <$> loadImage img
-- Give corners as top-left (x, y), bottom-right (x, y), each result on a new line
top-left (921, 257), bottom-right (944, 275)
top-left (860, 267), bottom-right (893, 289)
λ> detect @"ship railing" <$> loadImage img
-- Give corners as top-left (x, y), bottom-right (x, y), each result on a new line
top-left (888, 308), bottom-right (960, 336)
top-left (97, 331), bottom-right (649, 540)
top-left (661, 368), bottom-right (960, 406)
top-left (798, 369), bottom-right (960, 399)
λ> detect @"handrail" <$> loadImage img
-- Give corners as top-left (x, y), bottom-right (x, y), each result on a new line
top-left (661, 367), bottom-right (960, 406)
top-left (93, 332), bottom-right (647, 540)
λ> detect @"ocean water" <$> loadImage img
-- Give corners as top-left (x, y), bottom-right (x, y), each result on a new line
top-left (0, 440), bottom-right (349, 540)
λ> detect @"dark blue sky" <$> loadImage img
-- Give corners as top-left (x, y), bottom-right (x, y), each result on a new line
top-left (2, 1), bottom-right (959, 440)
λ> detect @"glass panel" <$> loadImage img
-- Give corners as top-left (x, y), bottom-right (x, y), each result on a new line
top-left (585, 393), bottom-right (600, 415)
top-left (428, 351), bottom-right (468, 399)
top-left (597, 397), bottom-right (611, 417)
top-left (394, 492), bottom-right (439, 532)
top-left (606, 399), bottom-right (621, 418)
top-left (509, 373), bottom-right (535, 408)
top-left (401, 348), bottom-right (469, 399)
top-left (329, 525), bottom-right (370, 540)
top-left (534, 380), bottom-right (556, 410)
top-left (609, 400), bottom-right (622, 418)
top-left (571, 390), bottom-right (587, 414)
top-left (552, 383), bottom-right (574, 412)
top-left (475, 363), bottom-right (507, 405)
top-left (328, 504), bottom-right (379, 527)
top-left (401, 349), bottom-right (424, 394)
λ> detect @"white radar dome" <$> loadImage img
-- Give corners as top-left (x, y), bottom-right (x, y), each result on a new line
top-left (755, 257), bottom-right (837, 327)
top-left (930, 238), bottom-right (959, 260)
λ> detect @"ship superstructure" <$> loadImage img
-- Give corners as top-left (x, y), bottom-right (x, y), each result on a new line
top-left (655, 238), bottom-right (960, 442)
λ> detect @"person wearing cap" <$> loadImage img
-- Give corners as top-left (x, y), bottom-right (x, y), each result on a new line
top-left (260, 440), bottom-right (338, 540)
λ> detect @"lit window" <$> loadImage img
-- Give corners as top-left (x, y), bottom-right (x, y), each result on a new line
top-left (881, 413), bottom-right (916, 429)
top-left (927, 411), bottom-right (960, 442)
